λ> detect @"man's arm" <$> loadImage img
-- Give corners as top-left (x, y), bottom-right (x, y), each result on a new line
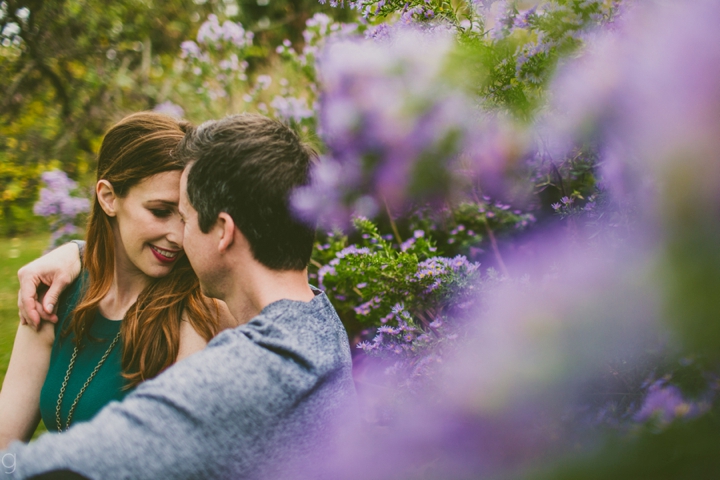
top-left (1, 332), bottom-right (315, 479)
top-left (2, 300), bottom-right (355, 480)
top-left (17, 242), bottom-right (83, 330)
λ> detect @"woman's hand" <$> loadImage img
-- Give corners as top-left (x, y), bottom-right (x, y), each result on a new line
top-left (18, 242), bottom-right (82, 330)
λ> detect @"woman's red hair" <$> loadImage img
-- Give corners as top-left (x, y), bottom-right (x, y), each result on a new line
top-left (67, 112), bottom-right (219, 387)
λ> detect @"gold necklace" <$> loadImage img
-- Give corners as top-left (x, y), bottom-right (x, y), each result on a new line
top-left (55, 330), bottom-right (122, 432)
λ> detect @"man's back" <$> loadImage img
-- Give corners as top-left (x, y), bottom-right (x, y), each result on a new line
top-left (5, 291), bottom-right (356, 479)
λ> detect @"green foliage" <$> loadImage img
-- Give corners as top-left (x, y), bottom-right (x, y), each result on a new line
top-left (0, 0), bottom-right (216, 236)
top-left (409, 200), bottom-right (536, 260)
top-left (234, 0), bottom-right (355, 52)
top-left (310, 215), bottom-right (485, 356)
top-left (531, 413), bottom-right (720, 480)
top-left (0, 234), bottom-right (50, 437)
top-left (0, 141), bottom-right (48, 235)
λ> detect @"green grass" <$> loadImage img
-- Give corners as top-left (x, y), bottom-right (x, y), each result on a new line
top-left (0, 233), bottom-right (51, 439)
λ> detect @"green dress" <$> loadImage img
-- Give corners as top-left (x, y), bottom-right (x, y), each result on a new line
top-left (39, 274), bottom-right (133, 431)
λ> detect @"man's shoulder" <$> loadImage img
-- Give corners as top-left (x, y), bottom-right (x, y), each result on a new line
top-left (258, 290), bottom-right (343, 331)
top-left (147, 290), bottom-right (350, 387)
top-left (233, 291), bottom-right (351, 369)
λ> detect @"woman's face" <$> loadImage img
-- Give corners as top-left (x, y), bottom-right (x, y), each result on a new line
top-left (108, 170), bottom-right (185, 279)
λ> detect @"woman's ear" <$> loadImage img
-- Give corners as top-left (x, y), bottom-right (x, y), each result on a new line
top-left (96, 180), bottom-right (118, 217)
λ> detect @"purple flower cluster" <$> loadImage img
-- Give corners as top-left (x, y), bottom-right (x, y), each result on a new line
top-left (153, 101), bottom-right (184, 119)
top-left (292, 157), bottom-right (379, 228)
top-left (416, 255), bottom-right (480, 293)
top-left (270, 95), bottom-right (315, 123)
top-left (196, 14), bottom-right (254, 48)
top-left (400, 4), bottom-right (436, 23)
top-left (634, 380), bottom-right (708, 424)
top-left (354, 296), bottom-right (381, 316)
top-left (417, 255), bottom-right (479, 278)
top-left (34, 171), bottom-right (89, 218)
top-left (357, 303), bottom-right (422, 355)
top-left (34, 170), bottom-right (90, 248)
top-left (276, 13), bottom-right (357, 68)
top-left (540, 0), bottom-right (720, 219)
top-left (180, 40), bottom-right (202, 59)
top-left (175, 14), bottom-right (254, 105)
top-left (294, 25), bottom-right (503, 226)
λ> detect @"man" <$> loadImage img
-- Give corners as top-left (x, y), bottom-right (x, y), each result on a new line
top-left (4, 114), bottom-right (356, 479)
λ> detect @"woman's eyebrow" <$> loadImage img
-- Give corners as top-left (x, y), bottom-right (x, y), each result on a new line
top-left (144, 199), bottom-right (178, 207)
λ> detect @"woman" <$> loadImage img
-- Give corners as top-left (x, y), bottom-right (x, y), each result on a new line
top-left (0, 112), bottom-right (222, 446)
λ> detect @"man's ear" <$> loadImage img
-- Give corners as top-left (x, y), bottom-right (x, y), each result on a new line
top-left (217, 212), bottom-right (236, 253)
top-left (96, 180), bottom-right (118, 217)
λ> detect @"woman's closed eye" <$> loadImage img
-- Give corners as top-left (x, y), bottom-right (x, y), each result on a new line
top-left (150, 208), bottom-right (173, 218)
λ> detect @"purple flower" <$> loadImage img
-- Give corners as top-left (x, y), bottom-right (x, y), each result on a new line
top-left (292, 160), bottom-right (382, 230)
top-left (299, 26), bottom-right (495, 224)
top-left (378, 326), bottom-right (400, 335)
top-left (354, 297), bottom-right (377, 316)
top-left (270, 95), bottom-right (315, 123)
top-left (153, 101), bottom-right (184, 119)
top-left (256, 75), bottom-right (272, 90)
top-left (197, 14), bottom-right (222, 44)
top-left (180, 40), bottom-right (200, 59)
top-left (34, 170), bottom-right (90, 248)
top-left (634, 381), bottom-right (705, 424)
top-left (400, 237), bottom-right (416, 252)
top-left (336, 245), bottom-right (371, 258)
top-left (221, 20), bottom-right (253, 48)
top-left (317, 264), bottom-right (336, 290)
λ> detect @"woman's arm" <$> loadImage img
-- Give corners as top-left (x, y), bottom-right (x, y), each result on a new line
top-left (0, 321), bottom-right (55, 448)
top-left (175, 315), bottom-right (209, 363)
top-left (175, 301), bottom-right (237, 363)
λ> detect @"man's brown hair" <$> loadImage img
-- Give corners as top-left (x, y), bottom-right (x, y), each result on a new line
top-left (175, 113), bottom-right (317, 271)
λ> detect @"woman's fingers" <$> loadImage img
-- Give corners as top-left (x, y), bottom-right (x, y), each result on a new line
top-left (17, 279), bottom-right (41, 330)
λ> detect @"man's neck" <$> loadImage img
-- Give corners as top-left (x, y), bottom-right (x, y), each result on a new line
top-left (222, 261), bottom-right (315, 324)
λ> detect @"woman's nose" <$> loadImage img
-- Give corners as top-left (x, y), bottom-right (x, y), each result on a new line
top-left (166, 214), bottom-right (185, 248)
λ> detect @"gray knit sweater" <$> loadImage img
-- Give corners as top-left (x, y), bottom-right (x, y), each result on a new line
top-left (3, 291), bottom-right (356, 479)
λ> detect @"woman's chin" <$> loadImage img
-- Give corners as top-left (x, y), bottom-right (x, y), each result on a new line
top-left (142, 263), bottom-right (178, 278)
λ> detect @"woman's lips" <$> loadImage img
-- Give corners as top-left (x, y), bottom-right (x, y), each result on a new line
top-left (150, 245), bottom-right (180, 263)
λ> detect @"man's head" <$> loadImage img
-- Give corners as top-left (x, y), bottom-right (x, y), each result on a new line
top-left (175, 114), bottom-right (317, 280)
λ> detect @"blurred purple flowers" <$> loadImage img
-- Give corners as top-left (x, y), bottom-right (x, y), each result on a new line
top-left (292, 0), bottom-right (720, 477)
top-left (196, 14), bottom-right (254, 48)
top-left (34, 170), bottom-right (89, 248)
top-left (270, 95), bottom-right (315, 123)
top-left (293, 25), bottom-right (514, 227)
top-left (33, 171), bottom-right (88, 218)
top-left (153, 101), bottom-right (184, 119)
top-left (634, 380), bottom-right (708, 424)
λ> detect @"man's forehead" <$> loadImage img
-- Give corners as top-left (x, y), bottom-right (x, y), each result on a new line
top-left (178, 174), bottom-right (196, 215)
top-left (178, 176), bottom-right (189, 211)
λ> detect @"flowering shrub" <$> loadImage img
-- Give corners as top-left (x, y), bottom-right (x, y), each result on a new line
top-left (295, 1), bottom-right (720, 477)
top-left (33, 170), bottom-right (90, 248)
